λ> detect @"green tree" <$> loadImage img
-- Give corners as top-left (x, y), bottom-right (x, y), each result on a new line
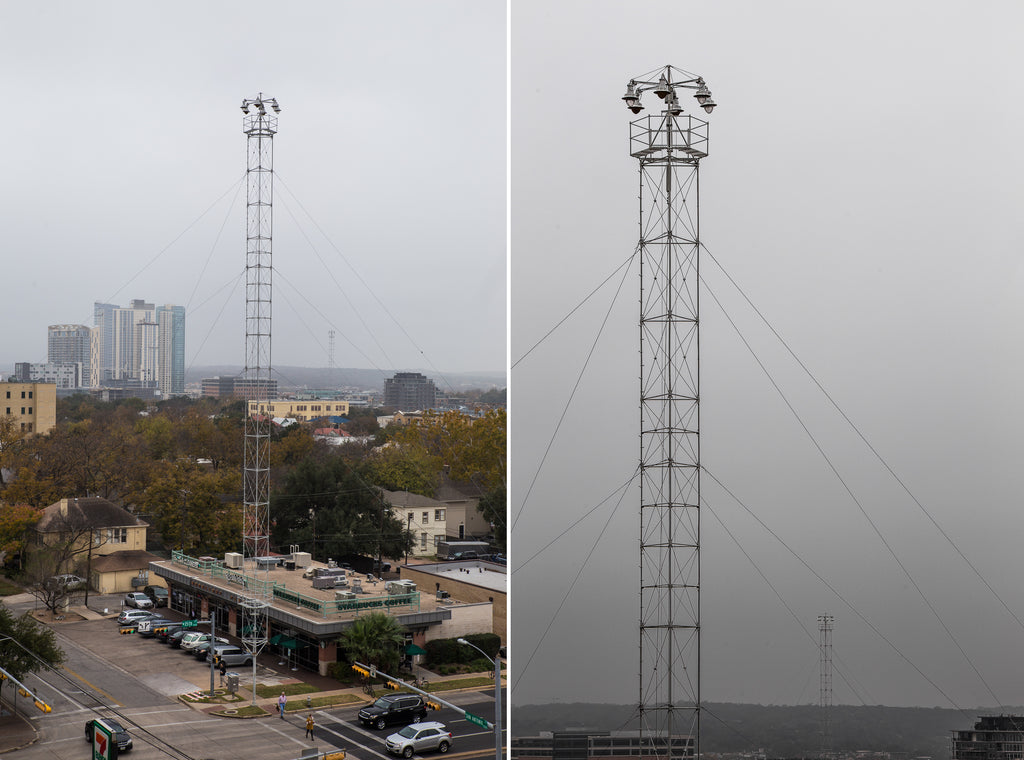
top-left (271, 456), bottom-right (412, 561)
top-left (363, 443), bottom-right (439, 496)
top-left (389, 409), bottom-right (506, 491)
top-left (0, 602), bottom-right (64, 680)
top-left (337, 612), bottom-right (407, 675)
top-left (0, 503), bottom-right (41, 562)
top-left (478, 483), bottom-right (506, 551)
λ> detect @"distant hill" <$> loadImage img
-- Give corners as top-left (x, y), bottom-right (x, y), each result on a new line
top-left (512, 702), bottom-right (1003, 758)
top-left (185, 365), bottom-right (504, 393)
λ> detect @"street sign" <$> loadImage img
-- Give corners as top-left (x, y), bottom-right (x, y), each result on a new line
top-left (465, 711), bottom-right (491, 729)
top-left (181, 619), bottom-right (199, 629)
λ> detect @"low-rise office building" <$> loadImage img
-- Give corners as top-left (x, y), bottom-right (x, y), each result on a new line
top-left (149, 551), bottom-right (497, 676)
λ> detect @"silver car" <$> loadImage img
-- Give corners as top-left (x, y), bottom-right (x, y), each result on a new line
top-left (385, 722), bottom-right (453, 757)
top-left (206, 645), bottom-right (254, 667)
top-left (123, 592), bottom-right (152, 609)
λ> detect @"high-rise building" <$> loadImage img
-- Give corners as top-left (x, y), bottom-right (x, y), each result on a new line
top-left (91, 299), bottom-right (185, 396)
top-left (156, 304), bottom-right (185, 396)
top-left (47, 324), bottom-right (91, 387)
top-left (383, 372), bottom-right (438, 411)
top-left (14, 362), bottom-right (82, 389)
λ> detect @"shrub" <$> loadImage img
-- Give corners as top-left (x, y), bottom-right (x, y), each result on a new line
top-left (424, 633), bottom-right (503, 667)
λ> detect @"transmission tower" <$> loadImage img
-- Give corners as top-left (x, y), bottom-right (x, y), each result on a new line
top-left (819, 614), bottom-right (835, 757)
top-left (239, 92), bottom-right (280, 703)
top-left (622, 66), bottom-right (716, 760)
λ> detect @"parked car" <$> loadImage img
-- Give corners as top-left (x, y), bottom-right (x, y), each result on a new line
top-left (358, 694), bottom-right (427, 730)
top-left (136, 617), bottom-right (174, 638)
top-left (181, 632), bottom-right (227, 652)
top-left (449, 551), bottom-right (480, 561)
top-left (50, 574), bottom-right (87, 590)
top-left (123, 592), bottom-right (153, 609)
top-left (85, 717), bottom-right (133, 752)
top-left (385, 722), bottom-right (453, 757)
top-left (143, 585), bottom-right (168, 607)
top-left (167, 629), bottom-right (188, 648)
top-left (206, 645), bottom-right (254, 667)
top-left (117, 609), bottom-right (158, 626)
top-left (191, 638), bottom-right (228, 659)
top-left (155, 623), bottom-right (183, 643)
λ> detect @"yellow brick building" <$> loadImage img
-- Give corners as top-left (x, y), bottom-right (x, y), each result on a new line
top-left (247, 399), bottom-right (350, 422)
top-left (1, 381), bottom-right (56, 435)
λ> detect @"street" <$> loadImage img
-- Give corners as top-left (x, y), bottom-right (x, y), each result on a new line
top-left (4, 594), bottom-right (505, 760)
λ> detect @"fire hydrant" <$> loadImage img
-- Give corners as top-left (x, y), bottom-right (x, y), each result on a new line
top-left (306, 695), bottom-right (312, 708)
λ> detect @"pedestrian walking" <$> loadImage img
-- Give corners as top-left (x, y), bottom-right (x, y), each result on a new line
top-left (305, 713), bottom-right (315, 740)
top-left (278, 692), bottom-right (287, 719)
top-left (218, 660), bottom-right (227, 687)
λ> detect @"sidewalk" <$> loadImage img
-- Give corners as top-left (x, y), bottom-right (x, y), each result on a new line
top-left (0, 705), bottom-right (39, 753)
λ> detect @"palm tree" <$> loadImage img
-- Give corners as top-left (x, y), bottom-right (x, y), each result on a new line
top-left (339, 612), bottom-right (407, 677)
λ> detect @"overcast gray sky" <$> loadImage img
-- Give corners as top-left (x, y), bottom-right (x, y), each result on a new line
top-left (2, 1), bottom-right (505, 378)
top-left (511, 0), bottom-right (1024, 709)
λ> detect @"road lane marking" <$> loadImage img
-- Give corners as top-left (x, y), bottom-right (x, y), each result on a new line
top-left (60, 664), bottom-right (122, 706)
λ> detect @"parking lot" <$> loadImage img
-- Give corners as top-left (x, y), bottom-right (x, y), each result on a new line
top-left (56, 606), bottom-right (293, 698)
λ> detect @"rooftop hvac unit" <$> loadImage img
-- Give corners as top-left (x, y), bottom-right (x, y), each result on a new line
top-left (387, 580), bottom-right (416, 594)
top-left (292, 552), bottom-right (312, 568)
top-left (336, 591), bottom-right (355, 601)
top-left (224, 553), bottom-right (243, 569)
top-left (312, 576), bottom-right (335, 590)
top-left (289, 544), bottom-right (299, 555)
top-left (436, 590), bottom-right (450, 600)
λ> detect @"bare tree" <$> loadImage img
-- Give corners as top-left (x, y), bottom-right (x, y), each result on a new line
top-left (27, 503), bottom-right (108, 613)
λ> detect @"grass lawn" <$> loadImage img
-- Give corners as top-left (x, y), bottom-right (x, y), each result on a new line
top-left (255, 682), bottom-right (318, 699)
top-left (0, 578), bottom-right (23, 596)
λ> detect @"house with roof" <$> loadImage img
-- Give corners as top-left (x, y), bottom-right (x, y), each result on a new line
top-left (33, 497), bottom-right (164, 594)
top-left (380, 489), bottom-right (450, 557)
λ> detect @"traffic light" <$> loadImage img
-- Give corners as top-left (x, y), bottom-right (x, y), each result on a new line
top-left (33, 699), bottom-right (51, 713)
top-left (351, 664), bottom-right (369, 678)
top-left (426, 699), bottom-right (442, 710)
top-left (213, 655), bottom-right (220, 665)
top-left (119, 627), bottom-right (137, 635)
top-left (385, 681), bottom-right (399, 690)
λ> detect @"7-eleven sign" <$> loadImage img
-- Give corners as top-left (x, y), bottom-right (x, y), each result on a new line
top-left (92, 720), bottom-right (115, 760)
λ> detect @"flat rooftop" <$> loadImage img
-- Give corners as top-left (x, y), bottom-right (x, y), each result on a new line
top-left (150, 553), bottom-right (475, 634)
top-left (402, 560), bottom-right (506, 593)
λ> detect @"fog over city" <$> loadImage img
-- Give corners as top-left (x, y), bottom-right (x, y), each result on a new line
top-left (2, 2), bottom-right (506, 380)
top-left (511, 0), bottom-right (1024, 709)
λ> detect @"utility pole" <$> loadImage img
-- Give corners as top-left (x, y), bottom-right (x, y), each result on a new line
top-left (622, 65), bottom-right (716, 760)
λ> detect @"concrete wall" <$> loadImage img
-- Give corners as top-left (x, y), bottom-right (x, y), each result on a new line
top-left (425, 602), bottom-right (494, 643)
top-left (401, 565), bottom-right (506, 642)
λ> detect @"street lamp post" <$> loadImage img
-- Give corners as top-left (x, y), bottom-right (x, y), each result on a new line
top-left (623, 64), bottom-right (716, 760)
top-left (457, 638), bottom-right (502, 760)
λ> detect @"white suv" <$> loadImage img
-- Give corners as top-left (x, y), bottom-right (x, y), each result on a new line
top-left (385, 722), bottom-right (453, 757)
top-left (181, 632), bottom-right (227, 652)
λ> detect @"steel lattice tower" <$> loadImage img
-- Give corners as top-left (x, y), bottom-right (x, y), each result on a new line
top-left (623, 65), bottom-right (716, 760)
top-left (819, 614), bottom-right (835, 757)
top-left (239, 93), bottom-right (280, 702)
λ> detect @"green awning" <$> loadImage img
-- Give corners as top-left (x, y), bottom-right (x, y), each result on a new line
top-left (405, 644), bottom-right (427, 656)
top-left (280, 638), bottom-right (301, 650)
top-left (270, 633), bottom-right (284, 645)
